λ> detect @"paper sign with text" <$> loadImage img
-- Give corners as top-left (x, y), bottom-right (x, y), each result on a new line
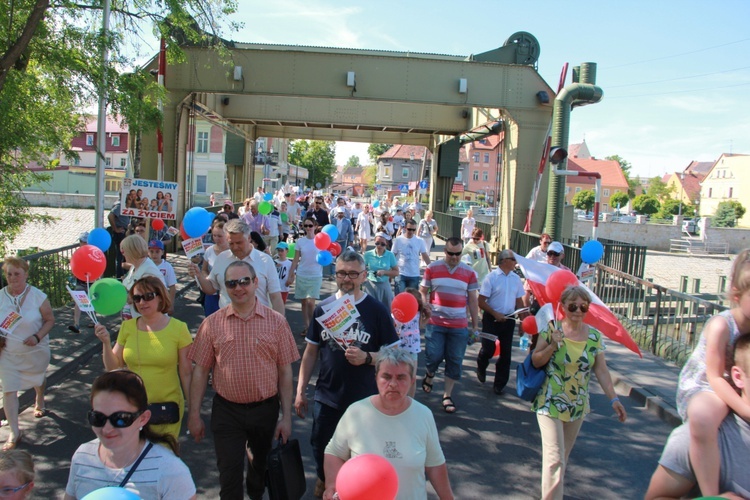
top-left (181, 237), bottom-right (205, 258)
top-left (67, 287), bottom-right (95, 312)
top-left (120, 178), bottom-right (179, 220)
top-left (316, 294), bottom-right (360, 346)
top-left (0, 311), bottom-right (22, 336)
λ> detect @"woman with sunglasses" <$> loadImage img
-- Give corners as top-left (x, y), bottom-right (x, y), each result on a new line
top-left (0, 450), bottom-right (35, 499)
top-left (64, 370), bottom-right (196, 499)
top-left (531, 285), bottom-right (626, 500)
top-left (94, 277), bottom-right (193, 442)
top-left (461, 228), bottom-right (493, 285)
top-left (288, 216), bottom-right (323, 335)
top-left (363, 233), bottom-right (399, 309)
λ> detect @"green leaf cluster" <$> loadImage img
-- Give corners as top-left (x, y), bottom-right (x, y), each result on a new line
top-left (713, 200), bottom-right (746, 228)
top-left (367, 143), bottom-right (392, 163)
top-left (571, 189), bottom-right (595, 211)
top-left (288, 140), bottom-right (336, 189)
top-left (655, 199), bottom-right (695, 219)
top-left (632, 194), bottom-right (661, 215)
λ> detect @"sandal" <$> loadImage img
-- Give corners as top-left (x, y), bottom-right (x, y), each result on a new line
top-left (34, 407), bottom-right (49, 418)
top-left (442, 396), bottom-right (457, 414)
top-left (2, 432), bottom-right (22, 451)
top-left (421, 372), bottom-right (434, 393)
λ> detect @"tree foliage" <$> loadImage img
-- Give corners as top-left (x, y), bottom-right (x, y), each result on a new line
top-left (571, 189), bottom-right (595, 212)
top-left (713, 200), bottom-right (746, 227)
top-left (345, 155), bottom-right (360, 169)
top-left (367, 143), bottom-right (392, 163)
top-left (288, 140), bottom-right (336, 189)
top-left (362, 165), bottom-right (377, 190)
top-left (632, 194), bottom-right (661, 215)
top-left (646, 177), bottom-right (674, 201)
top-left (606, 154), bottom-right (638, 197)
top-left (609, 191), bottom-right (630, 210)
top-left (656, 199), bottom-right (695, 219)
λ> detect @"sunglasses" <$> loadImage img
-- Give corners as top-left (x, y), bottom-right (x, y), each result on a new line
top-left (304, 224), bottom-right (314, 228)
top-left (567, 303), bottom-right (589, 313)
top-left (472, 237), bottom-right (480, 241)
top-left (374, 242), bottom-right (387, 247)
top-left (132, 291), bottom-right (158, 303)
top-left (225, 277), bottom-right (253, 289)
top-left (405, 228), bottom-right (416, 232)
top-left (335, 270), bottom-right (364, 279)
top-left (547, 251), bottom-right (561, 257)
top-left (445, 251), bottom-right (462, 256)
top-left (87, 409), bottom-right (144, 428)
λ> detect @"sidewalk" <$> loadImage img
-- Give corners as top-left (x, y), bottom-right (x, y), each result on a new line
top-left (2, 244), bottom-right (683, 430)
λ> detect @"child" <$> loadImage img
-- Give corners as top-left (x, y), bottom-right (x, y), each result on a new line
top-left (392, 287), bottom-right (430, 397)
top-left (676, 248), bottom-right (750, 496)
top-left (275, 242), bottom-right (292, 304)
top-left (147, 240), bottom-right (177, 315)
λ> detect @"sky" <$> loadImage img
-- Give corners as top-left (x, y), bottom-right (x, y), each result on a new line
top-left (167, 0), bottom-right (750, 178)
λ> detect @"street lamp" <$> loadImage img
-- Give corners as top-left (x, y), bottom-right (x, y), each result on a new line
top-left (677, 172), bottom-right (685, 218)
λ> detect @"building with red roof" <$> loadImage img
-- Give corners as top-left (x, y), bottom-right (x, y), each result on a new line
top-left (564, 157), bottom-right (629, 212)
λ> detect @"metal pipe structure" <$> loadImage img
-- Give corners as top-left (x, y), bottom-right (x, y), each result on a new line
top-left (545, 62), bottom-right (603, 240)
top-left (157, 38), bottom-right (166, 181)
top-left (94, 0), bottom-right (111, 228)
top-left (553, 170), bottom-right (602, 240)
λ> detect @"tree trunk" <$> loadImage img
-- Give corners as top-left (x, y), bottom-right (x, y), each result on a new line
top-left (0, 0), bottom-right (51, 93)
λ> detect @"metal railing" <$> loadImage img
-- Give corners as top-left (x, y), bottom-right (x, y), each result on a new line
top-left (594, 263), bottom-right (727, 366)
top-left (433, 211), bottom-right (495, 244)
top-left (0, 244), bottom-right (80, 308)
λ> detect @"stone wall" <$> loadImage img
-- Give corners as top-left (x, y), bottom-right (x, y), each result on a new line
top-left (22, 191), bottom-right (119, 209)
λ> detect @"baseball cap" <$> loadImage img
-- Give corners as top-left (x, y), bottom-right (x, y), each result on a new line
top-left (548, 241), bottom-right (564, 254)
top-left (148, 240), bottom-right (164, 250)
top-left (276, 242), bottom-right (289, 250)
top-left (78, 232), bottom-right (89, 243)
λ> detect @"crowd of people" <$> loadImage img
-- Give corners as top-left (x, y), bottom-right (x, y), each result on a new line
top-left (1, 190), bottom-right (748, 499)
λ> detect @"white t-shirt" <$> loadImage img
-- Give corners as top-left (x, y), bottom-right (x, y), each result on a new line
top-left (479, 268), bottom-right (525, 315)
top-left (392, 236), bottom-right (427, 277)
top-left (326, 397), bottom-right (445, 500)
top-left (155, 260), bottom-right (177, 288)
top-left (267, 212), bottom-right (281, 237)
top-left (209, 248), bottom-right (281, 308)
top-left (276, 259), bottom-right (292, 292)
top-left (66, 439), bottom-right (196, 499)
top-left (294, 237), bottom-right (322, 278)
top-left (526, 245), bottom-right (548, 263)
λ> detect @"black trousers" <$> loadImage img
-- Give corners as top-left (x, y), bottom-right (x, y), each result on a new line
top-left (477, 310), bottom-right (517, 391)
top-left (211, 394), bottom-right (279, 500)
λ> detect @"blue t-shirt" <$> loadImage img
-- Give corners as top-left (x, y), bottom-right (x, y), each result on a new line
top-left (363, 249), bottom-right (397, 283)
top-left (307, 294), bottom-right (399, 410)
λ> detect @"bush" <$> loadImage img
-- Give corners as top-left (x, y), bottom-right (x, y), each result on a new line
top-left (633, 194), bottom-right (661, 215)
top-left (17, 247), bottom-right (71, 308)
top-left (713, 201), bottom-right (745, 228)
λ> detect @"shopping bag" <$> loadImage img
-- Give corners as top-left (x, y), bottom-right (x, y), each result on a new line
top-left (266, 438), bottom-right (306, 500)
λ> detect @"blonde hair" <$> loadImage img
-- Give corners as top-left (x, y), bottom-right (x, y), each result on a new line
top-left (560, 285), bottom-right (591, 306)
top-left (0, 450), bottom-right (35, 484)
top-left (2, 257), bottom-right (29, 274)
top-left (120, 234), bottom-right (148, 260)
top-left (728, 249), bottom-right (750, 306)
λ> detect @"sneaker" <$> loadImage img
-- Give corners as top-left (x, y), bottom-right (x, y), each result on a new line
top-left (313, 478), bottom-right (325, 498)
top-left (68, 325), bottom-right (80, 334)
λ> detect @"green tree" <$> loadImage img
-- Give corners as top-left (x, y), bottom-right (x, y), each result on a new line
top-left (0, 0), bottom-right (238, 252)
top-left (609, 191), bottom-right (630, 211)
top-left (288, 140), bottom-right (336, 188)
top-left (646, 177), bottom-right (674, 201)
top-left (606, 154), bottom-right (638, 197)
top-left (632, 194), bottom-right (661, 215)
top-left (713, 200), bottom-right (746, 227)
top-left (345, 155), bottom-right (360, 169)
top-left (656, 199), bottom-right (695, 219)
top-left (362, 165), bottom-right (377, 188)
top-left (571, 189), bottom-right (595, 212)
top-left (367, 143), bottom-right (393, 163)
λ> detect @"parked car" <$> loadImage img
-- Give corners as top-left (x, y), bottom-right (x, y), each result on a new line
top-left (682, 218), bottom-right (699, 234)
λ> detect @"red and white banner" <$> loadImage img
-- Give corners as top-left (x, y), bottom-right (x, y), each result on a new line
top-left (514, 252), bottom-right (641, 356)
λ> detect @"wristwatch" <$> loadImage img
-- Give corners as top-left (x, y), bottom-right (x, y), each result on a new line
top-left (364, 352), bottom-right (372, 366)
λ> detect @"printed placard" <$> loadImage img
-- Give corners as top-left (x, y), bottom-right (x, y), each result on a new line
top-left (166, 226), bottom-right (180, 237)
top-left (68, 288), bottom-right (95, 313)
top-left (316, 294), bottom-right (360, 347)
top-left (0, 311), bottom-right (22, 336)
top-left (120, 178), bottom-right (179, 220)
top-left (181, 237), bottom-right (205, 259)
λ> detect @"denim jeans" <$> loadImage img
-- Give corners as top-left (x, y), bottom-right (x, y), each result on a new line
top-left (311, 401), bottom-right (346, 481)
top-left (425, 324), bottom-right (469, 380)
top-left (397, 275), bottom-right (421, 294)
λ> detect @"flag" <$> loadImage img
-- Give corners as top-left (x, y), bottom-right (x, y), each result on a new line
top-left (514, 252), bottom-right (642, 357)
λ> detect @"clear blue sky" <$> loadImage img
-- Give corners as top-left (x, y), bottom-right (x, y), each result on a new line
top-left (212, 0), bottom-right (750, 178)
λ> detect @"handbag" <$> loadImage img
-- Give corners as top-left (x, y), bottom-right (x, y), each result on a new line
top-left (266, 438), bottom-right (306, 500)
top-left (147, 402), bottom-right (180, 425)
top-left (516, 353), bottom-right (547, 401)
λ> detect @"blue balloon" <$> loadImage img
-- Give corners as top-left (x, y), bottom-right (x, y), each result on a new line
top-left (581, 240), bottom-right (604, 264)
top-left (316, 250), bottom-right (333, 266)
top-left (372, 200), bottom-right (380, 208)
top-left (183, 207), bottom-right (213, 238)
top-left (87, 227), bottom-right (111, 253)
top-left (321, 224), bottom-right (339, 241)
top-left (264, 192), bottom-right (273, 201)
top-left (82, 486), bottom-right (142, 499)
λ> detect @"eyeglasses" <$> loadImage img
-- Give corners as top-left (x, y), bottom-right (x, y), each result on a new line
top-left (225, 277), bottom-right (253, 289)
top-left (0, 482), bottom-right (31, 497)
top-left (87, 409), bottom-right (144, 428)
top-left (335, 270), bottom-right (364, 279)
top-left (304, 224), bottom-right (314, 228)
top-left (315, 201), bottom-right (322, 204)
top-left (472, 237), bottom-right (480, 241)
top-left (567, 303), bottom-right (589, 313)
top-left (374, 242), bottom-right (387, 247)
top-left (547, 251), bottom-right (561, 257)
top-left (445, 251), bottom-right (462, 256)
top-left (132, 291), bottom-right (158, 303)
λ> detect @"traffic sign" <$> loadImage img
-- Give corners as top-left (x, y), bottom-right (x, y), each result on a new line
top-left (419, 180), bottom-right (429, 189)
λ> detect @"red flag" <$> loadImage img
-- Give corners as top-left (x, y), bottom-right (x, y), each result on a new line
top-left (514, 253), bottom-right (642, 357)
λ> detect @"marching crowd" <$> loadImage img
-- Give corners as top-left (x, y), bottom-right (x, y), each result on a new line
top-left (0, 189), bottom-right (747, 499)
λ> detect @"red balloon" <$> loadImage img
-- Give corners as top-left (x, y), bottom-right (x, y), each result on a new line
top-left (328, 241), bottom-right (342, 257)
top-left (522, 315), bottom-right (539, 335)
top-left (493, 338), bottom-right (501, 357)
top-left (556, 306), bottom-right (565, 321)
top-left (152, 218), bottom-right (165, 231)
top-left (391, 292), bottom-right (419, 323)
top-left (388, 216), bottom-right (393, 222)
top-left (545, 269), bottom-right (579, 303)
top-left (314, 232), bottom-right (332, 251)
top-left (70, 245), bottom-right (107, 282)
top-left (336, 454), bottom-right (398, 500)
top-left (180, 222), bottom-right (190, 240)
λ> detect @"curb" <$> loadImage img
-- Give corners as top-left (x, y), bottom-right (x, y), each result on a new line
top-left (610, 368), bottom-right (682, 428)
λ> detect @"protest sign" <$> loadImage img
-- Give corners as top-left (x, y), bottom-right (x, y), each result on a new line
top-left (121, 178), bottom-right (179, 220)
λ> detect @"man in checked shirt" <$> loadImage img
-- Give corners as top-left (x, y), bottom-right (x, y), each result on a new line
top-left (188, 261), bottom-right (300, 500)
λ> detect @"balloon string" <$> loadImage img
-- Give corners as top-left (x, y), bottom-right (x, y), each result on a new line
top-left (85, 276), bottom-right (98, 325)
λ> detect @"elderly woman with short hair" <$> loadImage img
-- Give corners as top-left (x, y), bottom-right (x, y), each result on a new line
top-left (323, 346), bottom-right (454, 500)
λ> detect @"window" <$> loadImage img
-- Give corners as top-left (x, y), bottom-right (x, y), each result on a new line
top-left (105, 180), bottom-right (121, 192)
top-left (482, 171), bottom-right (488, 181)
top-left (603, 189), bottom-right (610, 197)
top-left (575, 187), bottom-right (581, 193)
top-left (402, 167), bottom-right (409, 178)
top-left (105, 157), bottom-right (111, 166)
top-left (729, 187), bottom-right (733, 198)
top-left (86, 134), bottom-right (94, 146)
top-left (111, 135), bottom-right (120, 147)
top-left (473, 170), bottom-right (479, 181)
top-left (708, 188), bottom-right (712, 198)
top-left (384, 167), bottom-right (391, 178)
top-left (456, 171), bottom-right (463, 181)
top-left (603, 203), bottom-right (609, 212)
top-left (196, 131), bottom-right (209, 153)
top-left (73, 157), bottom-right (81, 166)
top-left (565, 186), bottom-right (570, 195)
top-left (196, 175), bottom-right (207, 193)
top-left (497, 153), bottom-right (502, 163)
top-left (472, 153), bottom-right (479, 163)
top-left (483, 153), bottom-right (490, 163)
top-left (120, 158), bottom-right (126, 167)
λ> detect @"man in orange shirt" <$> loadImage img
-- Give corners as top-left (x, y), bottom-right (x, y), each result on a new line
top-left (188, 261), bottom-right (300, 500)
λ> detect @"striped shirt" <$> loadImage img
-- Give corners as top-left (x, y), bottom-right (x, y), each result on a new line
top-left (422, 260), bottom-right (478, 328)
top-left (190, 302), bottom-right (300, 404)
